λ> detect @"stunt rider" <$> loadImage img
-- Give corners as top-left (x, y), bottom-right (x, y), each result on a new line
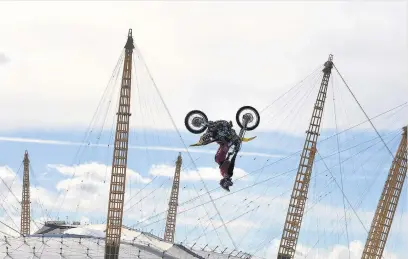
top-left (197, 120), bottom-right (240, 191)
top-left (186, 106), bottom-right (260, 192)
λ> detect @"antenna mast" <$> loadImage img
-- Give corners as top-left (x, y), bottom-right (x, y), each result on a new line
top-left (277, 55), bottom-right (333, 259)
top-left (362, 126), bottom-right (407, 258)
top-left (20, 150), bottom-right (30, 236)
top-left (104, 29), bottom-right (135, 259)
top-left (164, 153), bottom-right (182, 243)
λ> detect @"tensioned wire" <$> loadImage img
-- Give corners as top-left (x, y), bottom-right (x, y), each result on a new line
top-left (130, 101), bottom-right (407, 229)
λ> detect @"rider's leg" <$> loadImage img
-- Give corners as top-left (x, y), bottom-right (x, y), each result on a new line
top-left (219, 160), bottom-right (231, 178)
top-left (215, 142), bottom-right (229, 166)
top-left (230, 130), bottom-right (241, 152)
top-left (220, 153), bottom-right (235, 191)
top-left (226, 151), bottom-right (238, 178)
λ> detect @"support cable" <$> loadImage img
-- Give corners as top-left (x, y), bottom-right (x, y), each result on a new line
top-left (6, 163), bottom-right (22, 196)
top-left (133, 45), bottom-right (237, 249)
top-left (192, 205), bottom-right (261, 243)
top-left (260, 64), bottom-right (323, 113)
top-left (301, 131), bottom-right (401, 255)
top-left (334, 64), bottom-right (394, 158)
top-left (315, 150), bottom-right (369, 234)
top-left (143, 134), bottom-right (384, 230)
top-left (263, 69), bottom-right (322, 127)
top-left (0, 219), bottom-right (20, 236)
top-left (0, 202), bottom-right (19, 231)
top-left (332, 74), bottom-right (351, 258)
top-left (0, 165), bottom-right (22, 229)
top-left (0, 170), bottom-right (40, 231)
top-left (28, 164), bottom-right (52, 221)
top-left (74, 50), bottom-right (124, 219)
top-left (109, 91), bottom-right (404, 238)
top-left (135, 115), bottom-right (407, 229)
top-left (53, 50), bottom-right (125, 219)
top-left (248, 130), bottom-right (399, 257)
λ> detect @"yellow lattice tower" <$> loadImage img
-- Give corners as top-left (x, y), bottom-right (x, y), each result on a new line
top-left (104, 29), bottom-right (134, 259)
top-left (20, 150), bottom-right (30, 236)
top-left (164, 153), bottom-right (182, 243)
top-left (277, 55), bottom-right (333, 259)
top-left (362, 126), bottom-right (407, 259)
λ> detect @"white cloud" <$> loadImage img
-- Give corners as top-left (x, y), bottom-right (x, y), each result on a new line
top-left (0, 136), bottom-right (283, 158)
top-left (48, 162), bottom-right (151, 185)
top-left (44, 162), bottom-right (152, 215)
top-left (0, 2), bottom-right (406, 133)
top-left (149, 164), bottom-right (249, 181)
top-left (0, 53), bottom-right (10, 65)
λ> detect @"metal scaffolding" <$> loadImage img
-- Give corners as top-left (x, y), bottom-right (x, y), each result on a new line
top-left (20, 150), bottom-right (30, 236)
top-left (362, 126), bottom-right (407, 259)
top-left (104, 29), bottom-right (135, 259)
top-left (164, 153), bottom-right (182, 243)
top-left (277, 55), bottom-right (333, 259)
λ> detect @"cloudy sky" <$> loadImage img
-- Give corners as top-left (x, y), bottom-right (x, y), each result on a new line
top-left (0, 1), bottom-right (407, 258)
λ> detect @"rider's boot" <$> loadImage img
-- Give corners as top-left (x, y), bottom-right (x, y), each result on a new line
top-left (219, 163), bottom-right (233, 186)
top-left (225, 176), bottom-right (233, 186)
top-left (220, 178), bottom-right (231, 192)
